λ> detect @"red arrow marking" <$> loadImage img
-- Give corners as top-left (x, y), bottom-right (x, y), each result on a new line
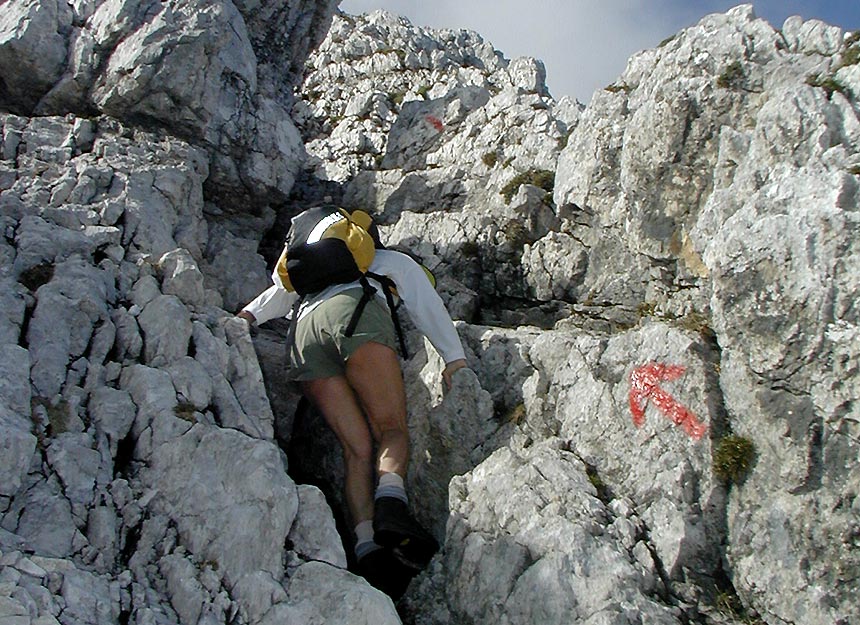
top-left (425, 115), bottom-right (444, 131)
top-left (629, 363), bottom-right (707, 440)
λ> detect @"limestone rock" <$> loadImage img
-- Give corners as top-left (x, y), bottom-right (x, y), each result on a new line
top-left (288, 485), bottom-right (347, 569)
top-left (282, 561), bottom-right (400, 625)
top-left (158, 248), bottom-right (207, 308)
top-left (138, 294), bottom-right (193, 366)
top-left (0, 0), bottom-right (71, 113)
top-left (402, 440), bottom-right (680, 625)
top-left (146, 424), bottom-right (297, 587)
top-left (1, 3), bottom-right (859, 624)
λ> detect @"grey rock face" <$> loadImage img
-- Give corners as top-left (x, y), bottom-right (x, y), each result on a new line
top-left (292, 11), bottom-right (578, 307)
top-left (0, 100), bottom-right (366, 622)
top-left (0, 0), bottom-right (339, 200)
top-left (2, 2), bottom-right (858, 625)
top-left (287, 5), bottom-right (859, 625)
top-left (404, 440), bottom-right (681, 625)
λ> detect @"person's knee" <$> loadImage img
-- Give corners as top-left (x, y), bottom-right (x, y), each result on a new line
top-left (343, 436), bottom-right (374, 468)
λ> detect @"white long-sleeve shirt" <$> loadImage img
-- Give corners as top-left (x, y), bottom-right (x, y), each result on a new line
top-left (242, 249), bottom-right (466, 365)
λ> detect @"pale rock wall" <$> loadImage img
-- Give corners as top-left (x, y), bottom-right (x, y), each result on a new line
top-left (1, 2), bottom-right (858, 625)
top-left (287, 5), bottom-right (859, 625)
top-left (0, 1), bottom-right (404, 624)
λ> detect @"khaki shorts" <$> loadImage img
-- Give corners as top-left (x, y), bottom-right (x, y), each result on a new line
top-left (289, 288), bottom-right (398, 381)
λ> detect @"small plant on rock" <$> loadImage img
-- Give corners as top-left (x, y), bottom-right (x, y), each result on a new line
top-left (174, 402), bottom-right (198, 422)
top-left (557, 129), bottom-right (573, 150)
top-left (715, 588), bottom-right (766, 624)
top-left (658, 34), bottom-right (676, 48)
top-left (482, 151), bottom-right (498, 168)
top-left (604, 83), bottom-right (632, 94)
top-left (841, 45), bottom-right (860, 68)
top-left (31, 396), bottom-right (72, 439)
top-left (807, 74), bottom-right (853, 100)
top-left (504, 403), bottom-right (526, 425)
top-left (500, 169), bottom-right (554, 204)
top-left (717, 61), bottom-right (745, 89)
top-left (713, 435), bottom-right (756, 484)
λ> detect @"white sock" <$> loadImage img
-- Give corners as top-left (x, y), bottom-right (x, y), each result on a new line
top-left (375, 472), bottom-right (408, 503)
top-left (354, 520), bottom-right (379, 559)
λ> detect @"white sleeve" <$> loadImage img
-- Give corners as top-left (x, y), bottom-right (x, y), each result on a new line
top-left (241, 284), bottom-right (297, 326)
top-left (371, 250), bottom-right (466, 364)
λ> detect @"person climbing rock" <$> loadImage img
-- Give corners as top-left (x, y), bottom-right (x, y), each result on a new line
top-left (237, 206), bottom-right (467, 596)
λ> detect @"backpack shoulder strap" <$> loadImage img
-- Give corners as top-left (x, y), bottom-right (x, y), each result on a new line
top-left (344, 277), bottom-right (377, 339)
top-left (366, 271), bottom-right (408, 359)
top-left (285, 295), bottom-right (306, 363)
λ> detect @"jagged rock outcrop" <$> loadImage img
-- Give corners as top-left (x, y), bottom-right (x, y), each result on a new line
top-left (0, 2), bottom-right (407, 624)
top-left (0, 0), bottom-right (335, 202)
top-left (1, 2), bottom-right (858, 625)
top-left (286, 6), bottom-right (858, 625)
top-left (291, 10), bottom-right (581, 311)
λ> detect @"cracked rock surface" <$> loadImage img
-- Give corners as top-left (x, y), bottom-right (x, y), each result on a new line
top-left (1, 3), bottom-right (858, 625)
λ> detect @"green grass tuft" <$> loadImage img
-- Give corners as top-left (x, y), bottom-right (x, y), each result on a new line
top-left (713, 435), bottom-right (756, 483)
top-left (174, 402), bottom-right (198, 422)
top-left (604, 83), bottom-right (632, 94)
top-left (500, 169), bottom-right (555, 204)
top-left (717, 61), bottom-right (745, 89)
top-left (807, 74), bottom-right (853, 100)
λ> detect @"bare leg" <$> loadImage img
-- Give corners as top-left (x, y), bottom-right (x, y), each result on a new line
top-left (344, 341), bottom-right (409, 478)
top-left (301, 375), bottom-right (375, 523)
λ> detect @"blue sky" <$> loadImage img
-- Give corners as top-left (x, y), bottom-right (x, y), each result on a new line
top-left (338, 1), bottom-right (860, 102)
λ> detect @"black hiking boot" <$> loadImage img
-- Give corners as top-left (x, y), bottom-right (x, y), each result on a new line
top-left (373, 497), bottom-right (439, 570)
top-left (356, 547), bottom-right (414, 599)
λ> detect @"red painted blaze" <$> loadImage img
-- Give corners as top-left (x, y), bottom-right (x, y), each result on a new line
top-left (425, 115), bottom-right (444, 131)
top-left (629, 362), bottom-right (708, 440)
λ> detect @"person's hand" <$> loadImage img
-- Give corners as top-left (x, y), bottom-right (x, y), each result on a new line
top-left (442, 359), bottom-right (467, 389)
top-left (237, 310), bottom-right (256, 324)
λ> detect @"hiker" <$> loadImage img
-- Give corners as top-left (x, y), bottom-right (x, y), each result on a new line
top-left (237, 206), bottom-right (467, 593)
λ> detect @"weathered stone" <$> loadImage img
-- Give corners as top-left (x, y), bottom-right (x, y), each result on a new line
top-left (165, 356), bottom-right (214, 412)
top-left (137, 294), bottom-right (192, 366)
top-left (406, 356), bottom-right (496, 538)
top-left (119, 364), bottom-right (178, 440)
top-left (230, 570), bottom-right (288, 625)
top-left (158, 248), bottom-right (207, 308)
top-left (1, 476), bottom-right (78, 558)
top-left (222, 316), bottom-right (274, 438)
top-left (288, 485), bottom-right (347, 569)
top-left (146, 425), bottom-right (297, 587)
top-left (45, 432), bottom-right (101, 508)
top-left (0, 416), bottom-right (37, 499)
top-left (0, 279), bottom-right (26, 346)
top-left (284, 562), bottom-right (400, 625)
top-left (0, 0), bottom-right (71, 113)
top-left (59, 567), bottom-right (117, 625)
top-left (110, 307), bottom-right (143, 363)
top-left (201, 224), bottom-right (272, 313)
top-left (88, 386), bottom-right (136, 455)
top-left (0, 4), bottom-right (858, 624)
top-left (0, 344), bottom-right (31, 423)
top-left (404, 440), bottom-right (680, 625)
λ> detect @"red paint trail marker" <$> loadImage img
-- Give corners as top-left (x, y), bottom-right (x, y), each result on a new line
top-left (629, 362), bottom-right (708, 440)
top-left (425, 115), bottom-right (444, 131)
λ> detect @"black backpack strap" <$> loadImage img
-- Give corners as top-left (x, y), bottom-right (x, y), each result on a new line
top-left (367, 272), bottom-right (408, 359)
top-left (285, 294), bottom-right (305, 363)
top-left (344, 276), bottom-right (377, 338)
